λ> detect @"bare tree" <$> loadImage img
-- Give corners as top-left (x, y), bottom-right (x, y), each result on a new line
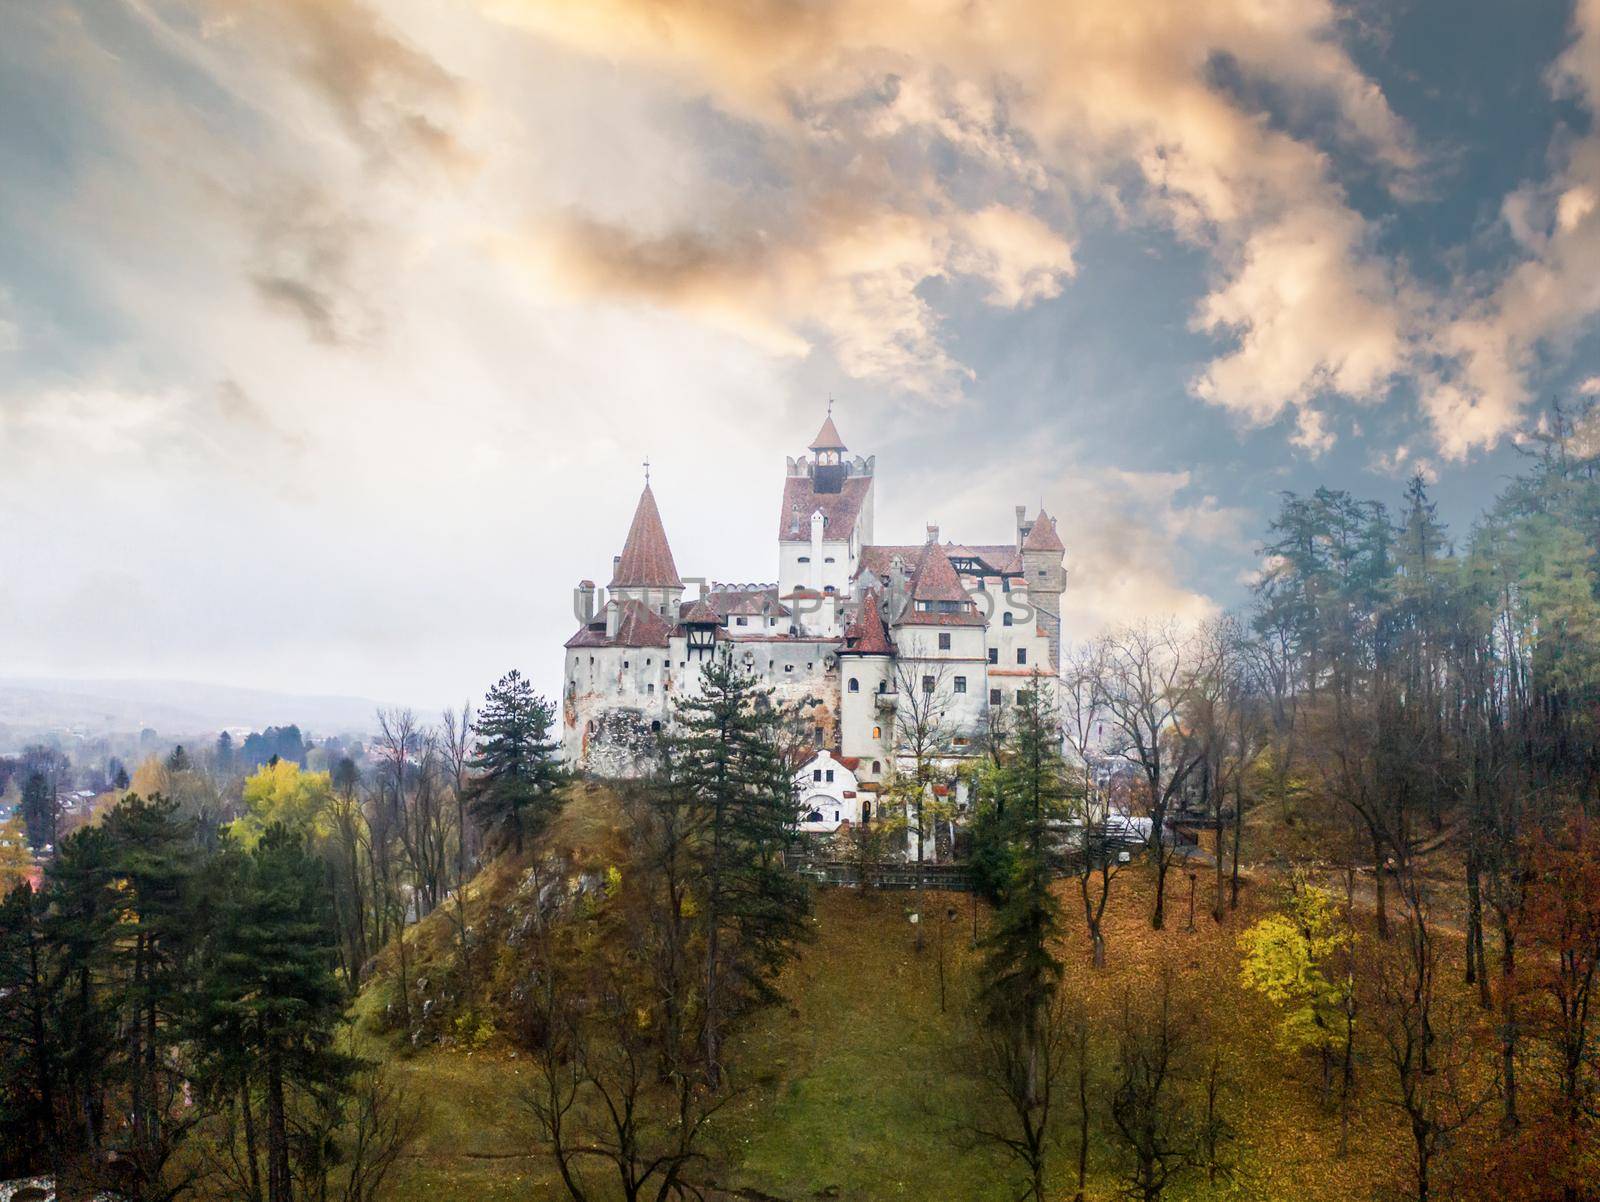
top-left (1092, 622), bottom-right (1208, 930)
top-left (891, 658), bottom-right (957, 953)
top-left (1061, 644), bottom-right (1120, 967)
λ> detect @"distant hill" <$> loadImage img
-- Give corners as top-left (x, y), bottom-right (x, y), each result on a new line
top-left (0, 676), bottom-right (393, 745)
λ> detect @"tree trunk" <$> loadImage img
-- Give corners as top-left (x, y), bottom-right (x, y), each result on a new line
top-left (1372, 830), bottom-right (1389, 940)
top-left (1500, 920), bottom-right (1519, 1129)
top-left (240, 1083), bottom-right (263, 1202)
top-left (266, 1046), bottom-right (290, 1202)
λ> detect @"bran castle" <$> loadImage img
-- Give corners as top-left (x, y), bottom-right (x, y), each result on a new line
top-left (561, 412), bottom-right (1067, 804)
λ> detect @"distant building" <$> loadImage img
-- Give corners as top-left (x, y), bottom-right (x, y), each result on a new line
top-left (560, 410), bottom-right (1067, 790)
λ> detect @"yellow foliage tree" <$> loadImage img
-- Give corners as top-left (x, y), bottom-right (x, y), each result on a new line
top-left (0, 812), bottom-right (35, 893)
top-left (1237, 874), bottom-right (1353, 1057)
top-left (232, 759), bottom-right (336, 848)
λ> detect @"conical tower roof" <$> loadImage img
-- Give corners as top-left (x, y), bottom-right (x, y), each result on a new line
top-left (841, 589), bottom-right (894, 655)
top-left (810, 412), bottom-right (847, 451)
top-left (908, 540), bottom-right (968, 603)
top-left (610, 484), bottom-right (683, 589)
top-left (1022, 508), bottom-right (1064, 553)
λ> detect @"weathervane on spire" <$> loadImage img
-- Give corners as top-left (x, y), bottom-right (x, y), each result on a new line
top-left (643, 456), bottom-right (651, 486)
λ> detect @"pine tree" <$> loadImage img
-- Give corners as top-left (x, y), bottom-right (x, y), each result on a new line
top-left (979, 677), bottom-right (1068, 1030)
top-left (21, 771), bottom-right (54, 851)
top-left (465, 670), bottom-right (564, 856)
top-left (41, 824), bottom-right (120, 1180)
top-left (666, 647), bottom-right (810, 1088)
top-left (197, 825), bottom-right (354, 1202)
top-left (100, 793), bottom-right (201, 1189)
top-left (0, 882), bottom-right (57, 1177)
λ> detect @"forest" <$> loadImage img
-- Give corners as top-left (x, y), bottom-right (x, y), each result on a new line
top-left (6, 406), bottom-right (1600, 1201)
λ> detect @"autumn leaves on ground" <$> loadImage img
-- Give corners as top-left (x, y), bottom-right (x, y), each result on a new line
top-left (365, 788), bottom-right (1454, 1202)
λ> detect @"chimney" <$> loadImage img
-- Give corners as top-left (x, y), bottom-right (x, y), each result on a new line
top-left (926, 523), bottom-right (940, 543)
top-left (1015, 505), bottom-right (1028, 548)
top-left (576, 579), bottom-right (597, 623)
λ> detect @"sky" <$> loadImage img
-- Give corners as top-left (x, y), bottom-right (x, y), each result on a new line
top-left (3, 0), bottom-right (1600, 713)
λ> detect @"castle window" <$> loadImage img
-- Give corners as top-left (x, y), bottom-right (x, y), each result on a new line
top-left (953, 676), bottom-right (967, 693)
top-left (990, 688), bottom-right (1002, 706)
top-left (953, 736), bottom-right (968, 748)
top-left (1017, 649), bottom-right (1027, 665)
top-left (825, 769), bottom-right (834, 782)
top-left (988, 648), bottom-right (998, 664)
top-left (872, 760), bottom-right (881, 774)
top-left (814, 769), bottom-right (822, 782)
top-left (623, 660), bottom-right (630, 669)
top-left (878, 681), bottom-right (888, 693)
top-left (824, 585), bottom-right (835, 593)
top-left (938, 633), bottom-right (951, 650)
top-left (647, 683), bottom-right (655, 695)
top-left (785, 664), bottom-right (794, 672)
top-left (872, 725), bottom-right (881, 738)
top-left (1002, 612), bottom-right (1014, 626)
top-left (825, 557), bottom-right (835, 564)
top-left (849, 678), bottom-right (860, 692)
top-left (807, 662), bottom-right (813, 670)
top-left (651, 720), bottom-right (661, 732)
top-left (798, 556), bottom-right (810, 563)
top-left (736, 616), bottom-right (748, 626)
top-left (921, 675), bottom-right (934, 693)
top-left (646, 658), bottom-right (652, 665)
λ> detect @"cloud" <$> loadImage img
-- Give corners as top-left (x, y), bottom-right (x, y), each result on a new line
top-left (1416, 0), bottom-right (1600, 458)
top-left (487, 0), bottom-right (1414, 425)
top-left (519, 202), bottom-right (1074, 398)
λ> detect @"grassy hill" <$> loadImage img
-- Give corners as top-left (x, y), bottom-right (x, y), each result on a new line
top-left (358, 790), bottom-right (1433, 1201)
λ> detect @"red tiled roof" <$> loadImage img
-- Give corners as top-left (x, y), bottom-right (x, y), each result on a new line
top-left (897, 610), bottom-right (987, 626)
top-left (1022, 508), bottom-right (1065, 554)
top-left (610, 485), bottom-right (682, 589)
top-left (563, 598), bottom-right (673, 649)
top-left (779, 474), bottom-right (872, 542)
top-left (810, 413), bottom-right (847, 450)
top-left (680, 598), bottom-right (722, 624)
top-left (837, 755), bottom-right (862, 771)
top-left (707, 587), bottom-right (790, 618)
top-left (856, 545), bottom-right (923, 579)
top-left (840, 589), bottom-right (895, 655)
top-left (910, 542), bottom-right (969, 603)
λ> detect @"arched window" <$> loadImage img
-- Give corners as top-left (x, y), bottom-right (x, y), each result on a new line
top-left (1002, 612), bottom-right (1014, 626)
top-left (651, 720), bottom-right (661, 732)
top-left (848, 677), bottom-right (860, 692)
top-left (878, 680), bottom-right (888, 693)
top-left (872, 725), bottom-right (881, 739)
top-left (872, 759), bottom-right (881, 773)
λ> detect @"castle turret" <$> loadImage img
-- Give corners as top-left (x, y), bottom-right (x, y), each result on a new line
top-left (1020, 507), bottom-right (1066, 671)
top-left (779, 406), bottom-right (875, 623)
top-left (610, 481), bottom-right (684, 619)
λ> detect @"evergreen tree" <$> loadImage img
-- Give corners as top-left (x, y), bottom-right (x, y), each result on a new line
top-left (968, 675), bottom-right (1072, 1201)
top-left (979, 676), bottom-right (1068, 1030)
top-left (101, 794), bottom-right (202, 1191)
top-left (41, 824), bottom-right (120, 1183)
top-left (0, 882), bottom-right (57, 1178)
top-left (465, 670), bottom-right (564, 856)
top-left (665, 647), bottom-right (810, 1088)
top-left (21, 771), bottom-right (54, 851)
top-left (196, 825), bottom-right (354, 1202)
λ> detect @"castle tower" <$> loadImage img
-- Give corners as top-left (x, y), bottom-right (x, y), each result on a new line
top-left (838, 589), bottom-right (895, 773)
top-left (608, 480), bottom-right (684, 622)
top-left (1019, 507), bottom-right (1066, 671)
top-left (779, 407), bottom-right (875, 633)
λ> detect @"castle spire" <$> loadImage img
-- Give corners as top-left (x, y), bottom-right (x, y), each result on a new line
top-left (610, 481), bottom-right (682, 589)
top-left (810, 407), bottom-right (847, 452)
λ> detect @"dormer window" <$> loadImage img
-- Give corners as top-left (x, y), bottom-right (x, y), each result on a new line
top-left (798, 556), bottom-right (810, 563)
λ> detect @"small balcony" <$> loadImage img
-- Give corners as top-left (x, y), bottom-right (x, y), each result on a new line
top-left (874, 691), bottom-right (899, 711)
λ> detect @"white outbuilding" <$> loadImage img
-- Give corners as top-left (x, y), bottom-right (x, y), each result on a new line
top-left (793, 748), bottom-right (864, 832)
